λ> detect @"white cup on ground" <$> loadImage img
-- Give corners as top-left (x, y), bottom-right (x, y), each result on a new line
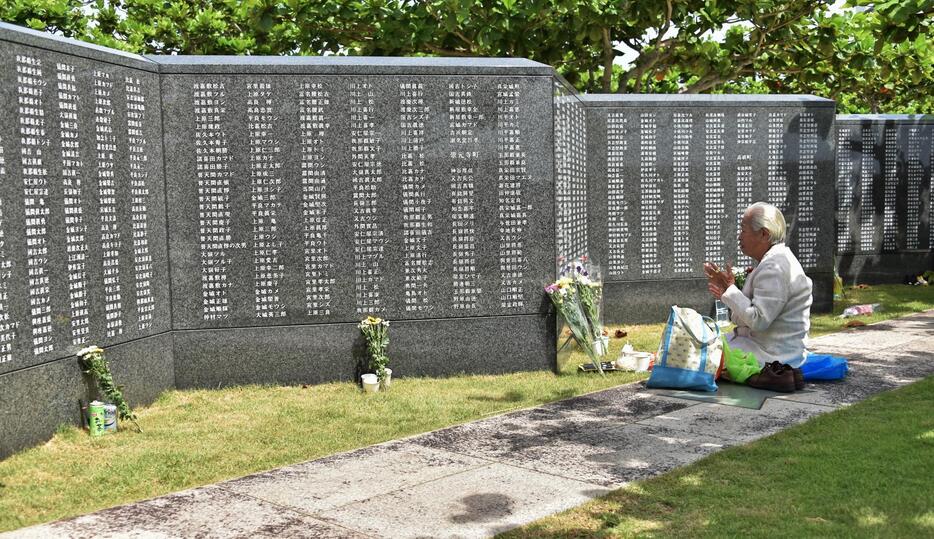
top-left (361, 373), bottom-right (379, 393)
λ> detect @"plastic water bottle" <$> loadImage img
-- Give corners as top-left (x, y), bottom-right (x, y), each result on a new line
top-left (715, 300), bottom-right (730, 327)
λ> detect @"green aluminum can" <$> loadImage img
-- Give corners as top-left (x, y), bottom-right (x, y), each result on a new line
top-left (88, 400), bottom-right (106, 437)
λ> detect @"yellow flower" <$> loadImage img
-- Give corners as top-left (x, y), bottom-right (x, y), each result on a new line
top-left (364, 316), bottom-right (383, 325)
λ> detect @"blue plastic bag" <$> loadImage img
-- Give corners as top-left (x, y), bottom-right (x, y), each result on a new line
top-left (800, 354), bottom-right (848, 381)
top-left (647, 306), bottom-right (721, 392)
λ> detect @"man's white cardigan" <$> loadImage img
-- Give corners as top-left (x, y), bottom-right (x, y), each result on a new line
top-left (720, 243), bottom-right (813, 367)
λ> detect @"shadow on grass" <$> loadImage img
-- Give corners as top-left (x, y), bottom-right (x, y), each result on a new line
top-left (541, 388), bottom-right (578, 402)
top-left (469, 390), bottom-right (527, 403)
top-left (500, 485), bottom-right (680, 538)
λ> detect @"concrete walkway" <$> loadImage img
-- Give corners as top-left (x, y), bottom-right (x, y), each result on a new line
top-left (7, 311), bottom-right (933, 538)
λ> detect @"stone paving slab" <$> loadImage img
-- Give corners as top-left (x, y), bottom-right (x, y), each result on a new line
top-left (495, 389), bottom-right (694, 435)
top-left (770, 387), bottom-right (844, 407)
top-left (811, 329), bottom-right (920, 352)
top-left (776, 357), bottom-right (933, 407)
top-left (7, 310), bottom-right (932, 538)
top-left (317, 462), bottom-right (610, 539)
top-left (809, 311), bottom-right (933, 351)
top-left (416, 416), bottom-right (730, 487)
top-left (884, 337), bottom-right (934, 358)
top-left (223, 440), bottom-right (488, 514)
top-left (410, 390), bottom-right (693, 460)
top-left (636, 398), bottom-right (836, 442)
top-left (535, 387), bottom-right (694, 422)
top-left (854, 314), bottom-right (934, 336)
top-left (3, 485), bottom-right (367, 539)
top-left (795, 354), bottom-right (934, 407)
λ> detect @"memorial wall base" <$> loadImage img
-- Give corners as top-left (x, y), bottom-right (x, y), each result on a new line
top-left (838, 253), bottom-right (934, 285)
top-left (0, 333), bottom-right (175, 459)
top-left (173, 315), bottom-right (558, 390)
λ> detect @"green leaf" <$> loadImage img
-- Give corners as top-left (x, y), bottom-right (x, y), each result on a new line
top-left (25, 18), bottom-right (46, 30)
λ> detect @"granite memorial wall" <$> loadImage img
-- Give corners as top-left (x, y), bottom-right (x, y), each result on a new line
top-left (0, 23), bottom-right (173, 458)
top-left (835, 115), bottom-right (933, 283)
top-left (0, 23), bottom-right (571, 456)
top-left (554, 78), bottom-right (589, 264)
top-left (157, 56), bottom-right (561, 388)
top-left (580, 95), bottom-right (837, 323)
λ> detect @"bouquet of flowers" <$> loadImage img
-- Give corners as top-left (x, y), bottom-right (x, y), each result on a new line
top-left (549, 256), bottom-right (606, 374)
top-left (358, 316), bottom-right (391, 383)
top-left (558, 257), bottom-right (604, 342)
top-left (576, 274), bottom-right (603, 342)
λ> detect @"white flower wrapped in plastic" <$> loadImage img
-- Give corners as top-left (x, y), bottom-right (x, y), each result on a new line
top-left (545, 278), bottom-right (604, 375)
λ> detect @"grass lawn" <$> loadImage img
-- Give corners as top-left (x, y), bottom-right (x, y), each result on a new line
top-left (809, 282), bottom-right (934, 336)
top-left (0, 368), bottom-right (644, 531)
top-left (0, 284), bottom-right (931, 532)
top-left (501, 375), bottom-right (934, 539)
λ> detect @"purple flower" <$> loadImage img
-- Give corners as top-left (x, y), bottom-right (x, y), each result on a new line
top-left (545, 284), bottom-right (559, 294)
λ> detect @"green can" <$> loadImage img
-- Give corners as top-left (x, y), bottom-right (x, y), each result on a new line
top-left (88, 400), bottom-right (106, 437)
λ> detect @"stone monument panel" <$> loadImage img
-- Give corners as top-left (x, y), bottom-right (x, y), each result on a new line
top-left (553, 79), bottom-right (589, 266)
top-left (160, 65), bottom-right (555, 329)
top-left (0, 30), bottom-right (170, 376)
top-left (581, 95), bottom-right (835, 323)
top-left (835, 122), bottom-right (859, 253)
top-left (835, 115), bottom-right (934, 283)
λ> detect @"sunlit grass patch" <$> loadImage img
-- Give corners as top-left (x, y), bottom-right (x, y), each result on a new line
top-left (503, 375), bottom-right (934, 538)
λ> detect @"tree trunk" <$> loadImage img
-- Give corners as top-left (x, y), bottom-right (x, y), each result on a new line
top-left (602, 28), bottom-right (613, 92)
top-left (617, 70), bottom-right (631, 94)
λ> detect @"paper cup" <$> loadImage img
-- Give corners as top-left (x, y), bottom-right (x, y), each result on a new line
top-left (633, 352), bottom-right (653, 371)
top-left (361, 373), bottom-right (379, 393)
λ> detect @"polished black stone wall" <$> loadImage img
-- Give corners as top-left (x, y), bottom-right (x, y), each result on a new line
top-left (155, 58), bottom-right (559, 389)
top-left (0, 23), bottom-right (563, 457)
top-left (835, 115), bottom-right (934, 284)
top-left (0, 22), bottom-right (173, 458)
top-left (581, 95), bottom-right (837, 323)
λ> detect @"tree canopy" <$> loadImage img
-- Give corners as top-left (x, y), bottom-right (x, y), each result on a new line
top-left (2, 0), bottom-right (931, 113)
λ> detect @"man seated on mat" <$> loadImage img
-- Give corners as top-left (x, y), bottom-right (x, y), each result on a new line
top-left (704, 202), bottom-right (812, 369)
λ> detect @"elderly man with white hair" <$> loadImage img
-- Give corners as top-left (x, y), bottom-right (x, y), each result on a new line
top-left (704, 202), bottom-right (813, 372)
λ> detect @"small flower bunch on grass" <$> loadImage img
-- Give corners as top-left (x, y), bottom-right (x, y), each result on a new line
top-left (545, 276), bottom-right (604, 375)
top-left (77, 346), bottom-right (142, 433)
top-left (358, 316), bottom-right (391, 383)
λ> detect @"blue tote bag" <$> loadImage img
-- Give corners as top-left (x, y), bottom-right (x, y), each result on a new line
top-left (647, 306), bottom-right (722, 392)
